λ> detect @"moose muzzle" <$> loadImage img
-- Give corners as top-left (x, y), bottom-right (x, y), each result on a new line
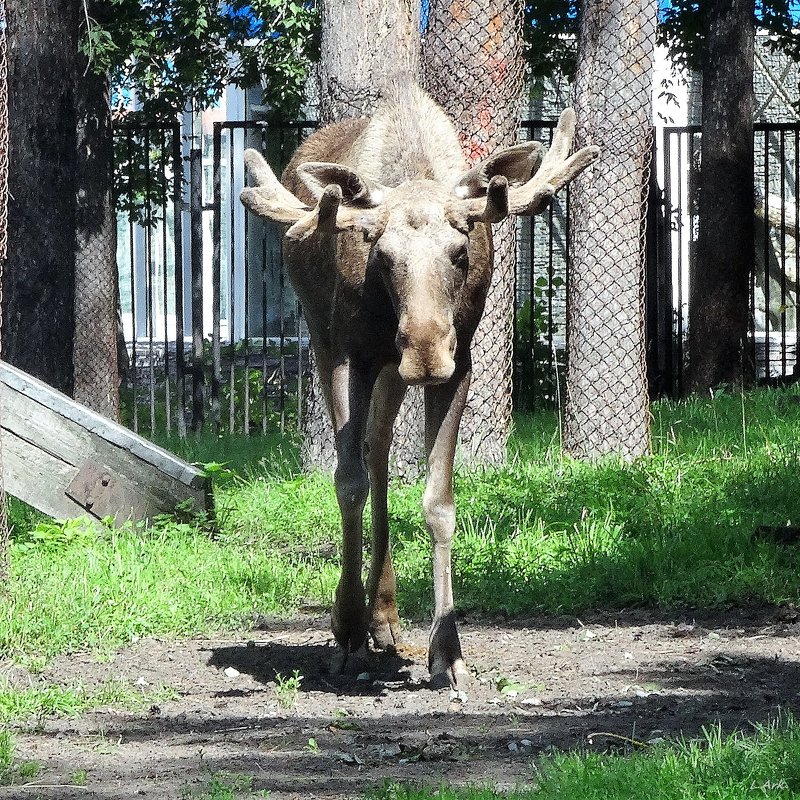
top-left (396, 315), bottom-right (457, 385)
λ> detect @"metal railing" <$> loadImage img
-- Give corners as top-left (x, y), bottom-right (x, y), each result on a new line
top-left (654, 123), bottom-right (800, 395)
top-left (113, 119), bottom-right (800, 438)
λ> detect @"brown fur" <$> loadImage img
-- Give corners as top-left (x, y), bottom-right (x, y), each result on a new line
top-left (241, 85), bottom-right (598, 687)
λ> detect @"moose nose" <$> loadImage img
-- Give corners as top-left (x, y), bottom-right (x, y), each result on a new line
top-left (396, 318), bottom-right (457, 385)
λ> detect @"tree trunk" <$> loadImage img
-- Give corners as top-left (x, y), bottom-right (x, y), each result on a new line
top-left (422, 0), bottom-right (525, 467)
top-left (73, 66), bottom-right (120, 419)
top-left (302, 0), bottom-right (420, 473)
top-left (563, 0), bottom-right (655, 460)
top-left (688, 0), bottom-right (755, 392)
top-left (4, 0), bottom-right (78, 393)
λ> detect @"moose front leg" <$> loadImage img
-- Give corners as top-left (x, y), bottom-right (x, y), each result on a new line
top-left (330, 360), bottom-right (374, 674)
top-left (365, 365), bottom-right (407, 650)
top-left (424, 367), bottom-right (471, 690)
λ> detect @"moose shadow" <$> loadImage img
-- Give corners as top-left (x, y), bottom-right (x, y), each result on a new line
top-left (206, 638), bottom-right (422, 696)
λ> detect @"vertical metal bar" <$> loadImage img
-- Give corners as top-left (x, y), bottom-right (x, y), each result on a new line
top-left (160, 127), bottom-right (172, 435)
top-left (527, 213), bottom-right (535, 410)
top-left (780, 130), bottom-right (787, 376)
top-left (522, 125), bottom-right (534, 410)
top-left (764, 133), bottom-right (771, 381)
top-left (547, 195), bottom-right (555, 403)
top-left (661, 128), bottom-right (674, 397)
top-left (126, 130), bottom-right (139, 433)
top-left (660, 128), bottom-right (671, 395)
top-left (795, 128), bottom-right (799, 379)
top-left (261, 126), bottom-right (269, 435)
top-left (676, 131), bottom-right (684, 397)
top-left (279, 242), bottom-right (287, 435)
top-left (172, 124), bottom-right (187, 438)
top-left (211, 122), bottom-right (222, 434)
top-left (228, 126), bottom-right (237, 434)
top-left (190, 141), bottom-right (204, 432)
top-left (144, 127), bottom-right (156, 437)
top-left (242, 128), bottom-right (251, 435)
top-left (296, 298), bottom-right (303, 432)
top-left (278, 123), bottom-right (287, 434)
top-left (751, 131), bottom-right (759, 378)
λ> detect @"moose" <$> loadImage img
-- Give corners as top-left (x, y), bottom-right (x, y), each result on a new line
top-left (240, 83), bottom-right (599, 689)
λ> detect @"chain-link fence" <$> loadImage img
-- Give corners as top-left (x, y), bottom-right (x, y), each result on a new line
top-left (563, 0), bottom-right (656, 460)
top-left (74, 72), bottom-right (121, 421)
top-left (0, 0), bottom-right (10, 579)
top-left (421, 0), bottom-right (526, 467)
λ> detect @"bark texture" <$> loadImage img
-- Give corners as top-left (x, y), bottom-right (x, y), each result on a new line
top-left (422, 0), bottom-right (525, 467)
top-left (563, 0), bottom-right (654, 460)
top-left (302, 0), bottom-right (421, 473)
top-left (74, 67), bottom-right (120, 419)
top-left (688, 0), bottom-right (755, 392)
top-left (4, 0), bottom-right (78, 393)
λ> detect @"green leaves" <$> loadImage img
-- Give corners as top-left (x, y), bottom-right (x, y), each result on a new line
top-left (85, 0), bottom-right (319, 122)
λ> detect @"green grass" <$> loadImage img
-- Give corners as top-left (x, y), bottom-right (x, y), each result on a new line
top-left (0, 677), bottom-right (177, 724)
top-left (366, 716), bottom-right (800, 800)
top-left (0, 730), bottom-right (40, 785)
top-left (0, 520), bottom-right (338, 665)
top-left (182, 771), bottom-right (269, 799)
top-left (3, 386), bottom-right (800, 666)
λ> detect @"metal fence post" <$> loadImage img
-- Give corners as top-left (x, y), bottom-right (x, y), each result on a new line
top-left (189, 143), bottom-right (205, 432)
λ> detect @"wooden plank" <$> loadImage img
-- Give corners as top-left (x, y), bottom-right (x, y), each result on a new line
top-left (1, 427), bottom-right (79, 520)
top-left (0, 360), bottom-right (210, 523)
top-left (0, 361), bottom-right (203, 488)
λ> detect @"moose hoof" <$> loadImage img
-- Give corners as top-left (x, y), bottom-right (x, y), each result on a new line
top-left (428, 657), bottom-right (470, 691)
top-left (369, 608), bottom-right (402, 652)
top-left (329, 643), bottom-right (370, 677)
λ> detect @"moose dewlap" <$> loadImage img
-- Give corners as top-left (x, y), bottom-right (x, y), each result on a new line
top-left (240, 83), bottom-right (598, 688)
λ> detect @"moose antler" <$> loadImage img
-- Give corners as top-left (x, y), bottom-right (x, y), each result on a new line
top-left (240, 149), bottom-right (386, 242)
top-left (240, 149), bottom-right (311, 224)
top-left (457, 108), bottom-right (600, 224)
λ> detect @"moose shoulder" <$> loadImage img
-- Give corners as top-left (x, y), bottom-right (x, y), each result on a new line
top-left (240, 84), bottom-right (599, 689)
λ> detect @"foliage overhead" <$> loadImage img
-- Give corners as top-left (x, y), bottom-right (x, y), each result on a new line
top-left (658, 0), bottom-right (800, 72)
top-left (524, 0), bottom-right (800, 83)
top-left (524, 0), bottom-right (578, 80)
top-left (82, 0), bottom-right (319, 121)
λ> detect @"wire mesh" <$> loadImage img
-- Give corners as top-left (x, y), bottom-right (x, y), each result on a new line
top-left (563, 0), bottom-right (656, 460)
top-left (0, 0), bottom-right (9, 580)
top-left (74, 73), bottom-right (120, 421)
top-left (422, 0), bottom-right (526, 466)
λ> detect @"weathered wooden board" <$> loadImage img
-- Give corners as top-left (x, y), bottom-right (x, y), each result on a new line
top-left (0, 360), bottom-right (211, 523)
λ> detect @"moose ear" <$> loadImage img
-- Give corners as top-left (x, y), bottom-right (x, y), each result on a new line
top-left (297, 162), bottom-right (386, 207)
top-left (453, 141), bottom-right (543, 199)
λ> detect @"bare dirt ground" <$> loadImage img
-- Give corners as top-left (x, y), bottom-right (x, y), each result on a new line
top-left (4, 606), bottom-right (800, 799)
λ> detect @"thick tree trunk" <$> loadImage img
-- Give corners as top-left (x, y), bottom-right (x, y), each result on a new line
top-left (4, 0), bottom-right (78, 393)
top-left (318, 0), bottom-right (419, 125)
top-left (563, 0), bottom-right (654, 460)
top-left (422, 0), bottom-right (525, 467)
top-left (688, 0), bottom-right (755, 392)
top-left (74, 67), bottom-right (120, 419)
top-left (302, 0), bottom-right (420, 473)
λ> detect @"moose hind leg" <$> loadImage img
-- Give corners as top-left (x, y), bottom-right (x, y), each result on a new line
top-left (365, 366), bottom-right (406, 650)
top-left (424, 370), bottom-right (471, 690)
top-left (330, 362), bottom-right (373, 674)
